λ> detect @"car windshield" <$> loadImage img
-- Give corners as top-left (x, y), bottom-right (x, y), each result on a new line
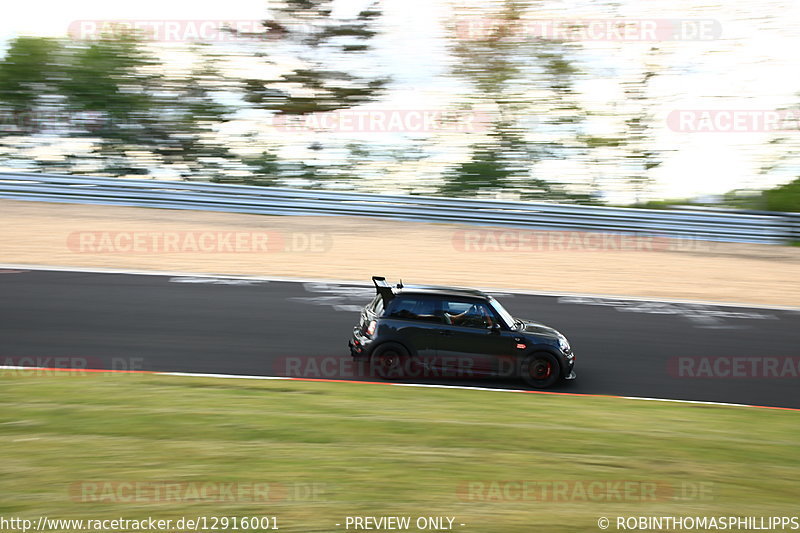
top-left (487, 297), bottom-right (517, 329)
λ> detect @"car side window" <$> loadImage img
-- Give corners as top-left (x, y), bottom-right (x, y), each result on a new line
top-left (386, 297), bottom-right (442, 323)
top-left (443, 300), bottom-right (496, 329)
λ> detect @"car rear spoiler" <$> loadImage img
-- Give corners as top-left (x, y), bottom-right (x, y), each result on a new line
top-left (372, 276), bottom-right (396, 304)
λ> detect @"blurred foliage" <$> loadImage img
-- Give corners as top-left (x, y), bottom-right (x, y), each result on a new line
top-left (620, 49), bottom-right (663, 204)
top-left (228, 0), bottom-right (390, 187)
top-left (59, 34), bottom-right (156, 121)
top-left (248, 0), bottom-right (389, 115)
top-left (0, 37), bottom-right (62, 111)
top-left (762, 177), bottom-right (800, 212)
top-left (0, 34), bottom-right (236, 178)
top-left (442, 0), bottom-right (581, 198)
top-left (440, 0), bottom-right (658, 203)
top-left (629, 178), bottom-right (800, 213)
top-left (0, 2), bottom-right (793, 205)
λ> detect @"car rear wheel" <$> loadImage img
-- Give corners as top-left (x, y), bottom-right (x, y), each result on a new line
top-left (370, 343), bottom-right (410, 380)
top-left (520, 352), bottom-right (560, 388)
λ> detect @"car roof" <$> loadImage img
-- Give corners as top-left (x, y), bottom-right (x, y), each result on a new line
top-left (393, 285), bottom-right (491, 300)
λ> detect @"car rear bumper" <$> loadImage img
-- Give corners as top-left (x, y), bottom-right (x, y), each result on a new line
top-left (349, 327), bottom-right (373, 358)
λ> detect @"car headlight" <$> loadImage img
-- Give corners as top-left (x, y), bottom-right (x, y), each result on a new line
top-left (557, 334), bottom-right (571, 353)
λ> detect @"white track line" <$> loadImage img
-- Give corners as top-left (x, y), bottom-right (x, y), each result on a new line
top-left (2, 263), bottom-right (797, 311)
top-left (2, 366), bottom-right (798, 412)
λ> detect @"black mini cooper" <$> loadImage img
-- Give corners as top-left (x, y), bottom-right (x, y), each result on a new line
top-left (349, 276), bottom-right (576, 388)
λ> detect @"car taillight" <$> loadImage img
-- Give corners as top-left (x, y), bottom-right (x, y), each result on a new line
top-left (366, 320), bottom-right (377, 336)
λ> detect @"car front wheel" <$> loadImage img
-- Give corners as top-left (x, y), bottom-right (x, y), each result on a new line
top-left (520, 352), bottom-right (560, 388)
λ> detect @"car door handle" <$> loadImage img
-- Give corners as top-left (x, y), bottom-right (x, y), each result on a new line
top-left (438, 330), bottom-right (453, 336)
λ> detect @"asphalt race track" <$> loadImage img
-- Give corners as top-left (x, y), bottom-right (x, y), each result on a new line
top-left (1, 268), bottom-right (798, 409)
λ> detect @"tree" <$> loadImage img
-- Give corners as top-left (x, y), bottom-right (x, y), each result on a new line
top-left (0, 33), bottom-right (236, 178)
top-left (235, 0), bottom-right (390, 187)
top-left (762, 177), bottom-right (800, 212)
top-left (758, 93), bottom-right (800, 189)
top-left (0, 37), bottom-right (70, 171)
top-left (60, 37), bottom-right (235, 177)
top-left (619, 47), bottom-right (664, 204)
top-left (0, 37), bottom-right (62, 116)
top-left (441, 0), bottom-right (591, 199)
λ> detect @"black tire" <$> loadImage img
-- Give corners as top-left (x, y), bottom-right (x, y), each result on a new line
top-left (519, 352), bottom-right (561, 388)
top-left (370, 343), bottom-right (411, 380)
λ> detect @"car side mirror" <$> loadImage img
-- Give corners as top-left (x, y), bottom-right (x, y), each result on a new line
top-left (488, 323), bottom-right (501, 334)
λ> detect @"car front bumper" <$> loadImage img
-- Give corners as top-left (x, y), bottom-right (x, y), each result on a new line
top-left (563, 352), bottom-right (576, 380)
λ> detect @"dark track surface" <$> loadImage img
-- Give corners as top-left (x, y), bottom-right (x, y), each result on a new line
top-left (1, 269), bottom-right (798, 408)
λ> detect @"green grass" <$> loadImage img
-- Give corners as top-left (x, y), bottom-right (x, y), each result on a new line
top-left (1, 371), bottom-right (798, 532)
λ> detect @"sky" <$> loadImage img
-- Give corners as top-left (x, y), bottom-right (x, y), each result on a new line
top-left (1, 0), bottom-right (799, 201)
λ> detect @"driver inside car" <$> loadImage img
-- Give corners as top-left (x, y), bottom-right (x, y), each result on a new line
top-left (445, 304), bottom-right (494, 328)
